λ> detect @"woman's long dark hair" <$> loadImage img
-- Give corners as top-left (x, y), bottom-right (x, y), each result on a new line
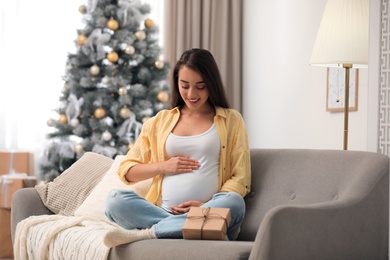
top-left (170, 48), bottom-right (230, 109)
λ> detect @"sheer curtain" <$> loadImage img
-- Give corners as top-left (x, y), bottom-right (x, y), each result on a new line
top-left (163, 0), bottom-right (242, 112)
top-left (0, 0), bottom-right (163, 175)
top-left (0, 0), bottom-right (84, 174)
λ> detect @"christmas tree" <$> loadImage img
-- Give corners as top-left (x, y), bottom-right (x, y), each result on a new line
top-left (40, 0), bottom-right (170, 182)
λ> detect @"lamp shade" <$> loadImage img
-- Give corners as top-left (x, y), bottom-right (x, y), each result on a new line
top-left (310, 0), bottom-right (369, 68)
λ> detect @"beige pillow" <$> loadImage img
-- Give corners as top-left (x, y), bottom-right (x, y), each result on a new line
top-left (74, 155), bottom-right (152, 223)
top-left (35, 152), bottom-right (113, 216)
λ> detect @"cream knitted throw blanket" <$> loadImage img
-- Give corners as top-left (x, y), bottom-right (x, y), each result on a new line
top-left (14, 214), bottom-right (117, 260)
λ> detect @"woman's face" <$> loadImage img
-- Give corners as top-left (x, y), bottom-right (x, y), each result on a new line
top-left (177, 66), bottom-right (210, 112)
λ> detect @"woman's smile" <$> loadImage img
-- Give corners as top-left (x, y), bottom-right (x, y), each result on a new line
top-left (187, 98), bottom-right (200, 103)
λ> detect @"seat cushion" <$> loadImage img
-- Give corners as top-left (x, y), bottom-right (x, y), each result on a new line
top-left (109, 239), bottom-right (253, 260)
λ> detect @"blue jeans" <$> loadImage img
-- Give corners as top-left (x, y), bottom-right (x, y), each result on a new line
top-left (105, 190), bottom-right (246, 240)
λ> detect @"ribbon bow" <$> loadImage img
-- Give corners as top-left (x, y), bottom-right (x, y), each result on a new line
top-left (117, 0), bottom-right (142, 26)
top-left (66, 94), bottom-right (84, 122)
top-left (85, 29), bottom-right (112, 61)
top-left (87, 0), bottom-right (98, 13)
top-left (116, 112), bottom-right (142, 140)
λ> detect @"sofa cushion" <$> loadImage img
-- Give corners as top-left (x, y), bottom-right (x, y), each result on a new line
top-left (74, 155), bottom-right (152, 223)
top-left (35, 152), bottom-right (113, 216)
top-left (108, 239), bottom-right (253, 260)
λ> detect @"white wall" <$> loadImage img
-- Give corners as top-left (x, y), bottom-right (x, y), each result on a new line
top-left (243, 0), bottom-right (377, 152)
top-left (367, 0), bottom-right (381, 152)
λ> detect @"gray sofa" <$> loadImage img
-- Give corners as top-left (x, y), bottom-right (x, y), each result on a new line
top-left (11, 149), bottom-right (389, 260)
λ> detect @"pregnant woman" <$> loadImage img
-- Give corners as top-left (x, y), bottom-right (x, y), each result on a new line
top-left (104, 48), bottom-right (251, 247)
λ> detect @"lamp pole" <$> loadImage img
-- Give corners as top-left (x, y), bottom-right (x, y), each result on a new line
top-left (343, 63), bottom-right (352, 150)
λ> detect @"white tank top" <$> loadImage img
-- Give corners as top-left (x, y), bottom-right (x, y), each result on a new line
top-left (161, 124), bottom-right (220, 212)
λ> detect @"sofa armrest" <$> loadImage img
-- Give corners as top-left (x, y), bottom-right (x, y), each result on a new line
top-left (11, 187), bottom-right (53, 244)
top-left (249, 191), bottom-right (388, 260)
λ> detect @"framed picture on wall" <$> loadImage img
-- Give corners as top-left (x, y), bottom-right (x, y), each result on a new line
top-left (326, 67), bottom-right (359, 112)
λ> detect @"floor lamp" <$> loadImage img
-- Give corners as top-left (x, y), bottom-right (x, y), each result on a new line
top-left (310, 0), bottom-right (369, 150)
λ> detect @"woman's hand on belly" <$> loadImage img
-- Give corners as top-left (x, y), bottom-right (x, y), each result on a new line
top-left (170, 200), bottom-right (204, 215)
top-left (162, 156), bottom-right (200, 175)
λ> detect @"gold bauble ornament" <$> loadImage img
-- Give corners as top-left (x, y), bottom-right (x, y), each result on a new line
top-left (94, 107), bottom-right (106, 119)
top-left (157, 91), bottom-right (169, 103)
top-left (77, 34), bottom-right (87, 46)
top-left (154, 60), bottom-right (164, 69)
top-left (144, 18), bottom-right (154, 28)
top-left (78, 5), bottom-right (87, 14)
top-left (59, 114), bottom-right (68, 124)
top-left (135, 30), bottom-right (146, 41)
top-left (118, 86), bottom-right (128, 96)
top-left (107, 51), bottom-right (119, 63)
top-left (124, 45), bottom-right (135, 55)
top-left (90, 64), bottom-right (100, 75)
top-left (107, 17), bottom-right (119, 31)
top-left (119, 107), bottom-right (131, 119)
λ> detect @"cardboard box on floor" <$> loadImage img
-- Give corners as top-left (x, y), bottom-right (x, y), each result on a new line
top-left (0, 174), bottom-right (37, 259)
top-left (0, 175), bottom-right (37, 208)
top-left (0, 208), bottom-right (13, 258)
top-left (0, 151), bottom-right (34, 176)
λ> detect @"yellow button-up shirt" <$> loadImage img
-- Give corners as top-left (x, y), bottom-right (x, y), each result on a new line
top-left (117, 106), bottom-right (251, 206)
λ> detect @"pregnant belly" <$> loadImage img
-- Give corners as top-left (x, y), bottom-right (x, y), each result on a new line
top-left (161, 171), bottom-right (218, 210)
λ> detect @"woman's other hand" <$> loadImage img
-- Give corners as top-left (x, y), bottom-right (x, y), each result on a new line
top-left (170, 200), bottom-right (204, 215)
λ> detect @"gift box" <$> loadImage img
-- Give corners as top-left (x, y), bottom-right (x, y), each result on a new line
top-left (182, 207), bottom-right (231, 240)
top-left (0, 151), bottom-right (34, 176)
top-left (0, 208), bottom-right (13, 258)
top-left (0, 174), bottom-right (37, 208)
